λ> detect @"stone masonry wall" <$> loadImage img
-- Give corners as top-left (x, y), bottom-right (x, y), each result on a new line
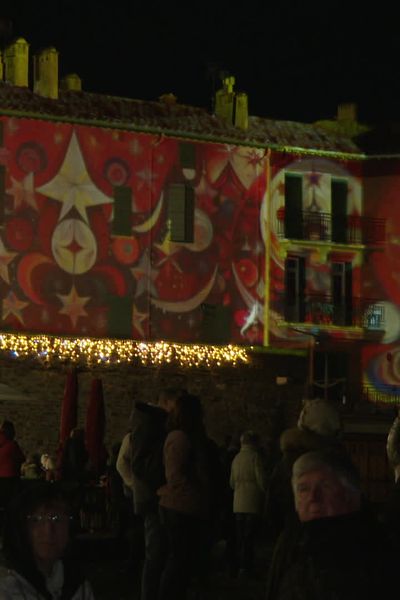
top-left (0, 352), bottom-right (308, 462)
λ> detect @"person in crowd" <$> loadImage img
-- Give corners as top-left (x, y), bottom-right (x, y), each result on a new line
top-left (265, 450), bottom-right (395, 600)
top-left (230, 430), bottom-right (267, 578)
top-left (41, 453), bottom-right (57, 482)
top-left (21, 453), bottom-right (42, 479)
top-left (219, 434), bottom-right (240, 576)
top-left (0, 419), bottom-right (25, 478)
top-left (130, 387), bottom-right (183, 600)
top-left (157, 392), bottom-right (221, 600)
top-left (379, 408), bottom-right (400, 546)
top-left (266, 397), bottom-right (346, 539)
top-left (60, 428), bottom-right (88, 484)
top-left (0, 420), bottom-right (26, 522)
top-left (0, 482), bottom-right (95, 599)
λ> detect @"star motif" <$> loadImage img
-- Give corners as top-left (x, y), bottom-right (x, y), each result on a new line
top-left (2, 291), bottom-right (28, 324)
top-left (129, 138), bottom-right (143, 156)
top-left (135, 168), bottom-right (158, 192)
top-left (132, 304), bottom-right (148, 337)
top-left (7, 172), bottom-right (37, 210)
top-left (131, 250), bottom-right (159, 298)
top-left (57, 284), bottom-right (90, 328)
top-left (36, 131), bottom-right (111, 223)
top-left (0, 238), bottom-right (17, 284)
top-left (306, 171), bottom-right (322, 188)
top-left (244, 148), bottom-right (265, 168)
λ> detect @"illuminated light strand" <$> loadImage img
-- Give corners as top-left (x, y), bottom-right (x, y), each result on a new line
top-left (0, 333), bottom-right (249, 368)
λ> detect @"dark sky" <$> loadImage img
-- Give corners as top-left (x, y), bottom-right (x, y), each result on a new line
top-left (2, 0), bottom-right (399, 125)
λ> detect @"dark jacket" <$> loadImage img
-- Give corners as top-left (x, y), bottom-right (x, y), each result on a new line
top-left (130, 401), bottom-right (167, 515)
top-left (265, 509), bottom-right (395, 600)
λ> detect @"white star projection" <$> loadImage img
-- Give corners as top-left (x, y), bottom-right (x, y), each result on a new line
top-left (37, 131), bottom-right (111, 223)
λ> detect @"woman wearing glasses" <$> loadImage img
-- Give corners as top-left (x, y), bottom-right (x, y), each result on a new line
top-left (0, 483), bottom-right (95, 599)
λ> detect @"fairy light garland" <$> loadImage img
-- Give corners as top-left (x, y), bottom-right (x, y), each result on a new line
top-left (0, 333), bottom-right (249, 368)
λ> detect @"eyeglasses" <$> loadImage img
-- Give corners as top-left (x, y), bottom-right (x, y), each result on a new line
top-left (27, 514), bottom-right (73, 525)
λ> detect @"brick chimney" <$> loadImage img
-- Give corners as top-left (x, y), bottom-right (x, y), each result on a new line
top-left (60, 73), bottom-right (82, 92)
top-left (34, 47), bottom-right (59, 99)
top-left (337, 102), bottom-right (357, 122)
top-left (4, 37), bottom-right (29, 87)
top-left (215, 75), bottom-right (248, 130)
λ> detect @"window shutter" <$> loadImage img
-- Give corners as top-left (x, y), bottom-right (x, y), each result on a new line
top-left (168, 183), bottom-right (195, 243)
top-left (112, 186), bottom-right (132, 236)
top-left (107, 296), bottom-right (132, 338)
top-left (179, 143), bottom-right (196, 169)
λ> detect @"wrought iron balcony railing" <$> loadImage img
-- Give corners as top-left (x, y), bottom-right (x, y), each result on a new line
top-left (277, 211), bottom-right (385, 244)
top-left (276, 293), bottom-right (385, 329)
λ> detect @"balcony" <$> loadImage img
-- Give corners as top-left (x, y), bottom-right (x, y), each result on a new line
top-left (277, 211), bottom-right (385, 245)
top-left (278, 293), bottom-right (385, 329)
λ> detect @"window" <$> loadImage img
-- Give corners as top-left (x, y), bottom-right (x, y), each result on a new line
top-left (284, 256), bottom-right (306, 322)
top-left (112, 186), bottom-right (132, 236)
top-left (332, 262), bottom-right (352, 325)
top-left (200, 303), bottom-right (232, 344)
top-left (284, 174), bottom-right (303, 239)
top-left (107, 296), bottom-right (133, 338)
top-left (167, 183), bottom-right (195, 243)
top-left (331, 180), bottom-right (348, 243)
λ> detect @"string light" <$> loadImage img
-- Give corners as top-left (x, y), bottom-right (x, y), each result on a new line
top-left (0, 333), bottom-right (249, 368)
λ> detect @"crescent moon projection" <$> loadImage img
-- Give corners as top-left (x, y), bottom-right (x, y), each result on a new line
top-left (17, 253), bottom-right (54, 305)
top-left (151, 267), bottom-right (218, 313)
top-left (91, 264), bottom-right (127, 297)
top-left (132, 192), bottom-right (163, 234)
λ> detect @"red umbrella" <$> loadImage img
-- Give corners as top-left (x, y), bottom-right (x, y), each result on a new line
top-left (60, 369), bottom-right (78, 445)
top-left (56, 369), bottom-right (78, 477)
top-left (85, 378), bottom-right (107, 477)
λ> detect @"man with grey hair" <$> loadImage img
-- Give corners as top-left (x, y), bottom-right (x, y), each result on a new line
top-left (265, 450), bottom-right (395, 600)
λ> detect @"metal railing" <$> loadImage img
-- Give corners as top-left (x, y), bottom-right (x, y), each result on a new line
top-left (276, 293), bottom-right (385, 329)
top-left (277, 211), bottom-right (385, 244)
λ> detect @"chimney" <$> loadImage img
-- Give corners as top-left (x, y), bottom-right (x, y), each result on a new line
top-left (215, 75), bottom-right (235, 124)
top-left (4, 37), bottom-right (29, 87)
top-left (235, 91), bottom-right (248, 130)
top-left (34, 47), bottom-right (59, 99)
top-left (60, 73), bottom-right (82, 92)
top-left (337, 102), bottom-right (357, 122)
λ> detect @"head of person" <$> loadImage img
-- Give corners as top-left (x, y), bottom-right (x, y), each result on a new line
top-left (3, 483), bottom-right (74, 584)
top-left (240, 430), bottom-right (259, 447)
top-left (292, 450), bottom-right (361, 523)
top-left (1, 419), bottom-right (16, 440)
top-left (158, 387), bottom-right (185, 414)
top-left (166, 391), bottom-right (204, 435)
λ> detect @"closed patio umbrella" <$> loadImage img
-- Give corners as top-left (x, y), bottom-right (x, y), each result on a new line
top-left (85, 378), bottom-right (107, 478)
top-left (56, 368), bottom-right (78, 478)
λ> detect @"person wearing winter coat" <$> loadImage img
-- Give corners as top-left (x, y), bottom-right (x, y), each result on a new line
top-left (130, 388), bottom-right (183, 600)
top-left (0, 420), bottom-right (25, 478)
top-left (157, 392), bottom-right (219, 600)
top-left (266, 397), bottom-right (347, 540)
top-left (0, 482), bottom-right (95, 599)
top-left (265, 450), bottom-right (396, 600)
top-left (230, 430), bottom-right (267, 576)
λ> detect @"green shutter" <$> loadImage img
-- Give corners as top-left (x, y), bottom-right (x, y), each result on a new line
top-left (179, 143), bottom-right (196, 169)
top-left (200, 304), bottom-right (232, 344)
top-left (112, 186), bottom-right (132, 236)
top-left (285, 174), bottom-right (303, 239)
top-left (107, 295), bottom-right (132, 338)
top-left (168, 183), bottom-right (195, 243)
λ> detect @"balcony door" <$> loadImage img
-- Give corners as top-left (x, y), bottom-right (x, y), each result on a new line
top-left (284, 256), bottom-right (306, 322)
top-left (284, 174), bottom-right (303, 239)
top-left (332, 261), bottom-right (352, 325)
top-left (331, 180), bottom-right (348, 243)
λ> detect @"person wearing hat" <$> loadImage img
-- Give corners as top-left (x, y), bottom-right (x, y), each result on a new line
top-left (266, 398), bottom-right (348, 541)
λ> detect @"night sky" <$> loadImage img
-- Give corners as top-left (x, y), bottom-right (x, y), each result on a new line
top-left (1, 0), bottom-right (399, 125)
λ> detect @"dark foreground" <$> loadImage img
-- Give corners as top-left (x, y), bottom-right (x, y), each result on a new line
top-left (0, 528), bottom-right (271, 600)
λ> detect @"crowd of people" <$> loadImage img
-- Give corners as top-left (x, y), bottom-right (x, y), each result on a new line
top-left (0, 393), bottom-right (400, 599)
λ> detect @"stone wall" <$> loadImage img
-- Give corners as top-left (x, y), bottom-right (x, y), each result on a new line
top-left (0, 352), bottom-right (308, 460)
